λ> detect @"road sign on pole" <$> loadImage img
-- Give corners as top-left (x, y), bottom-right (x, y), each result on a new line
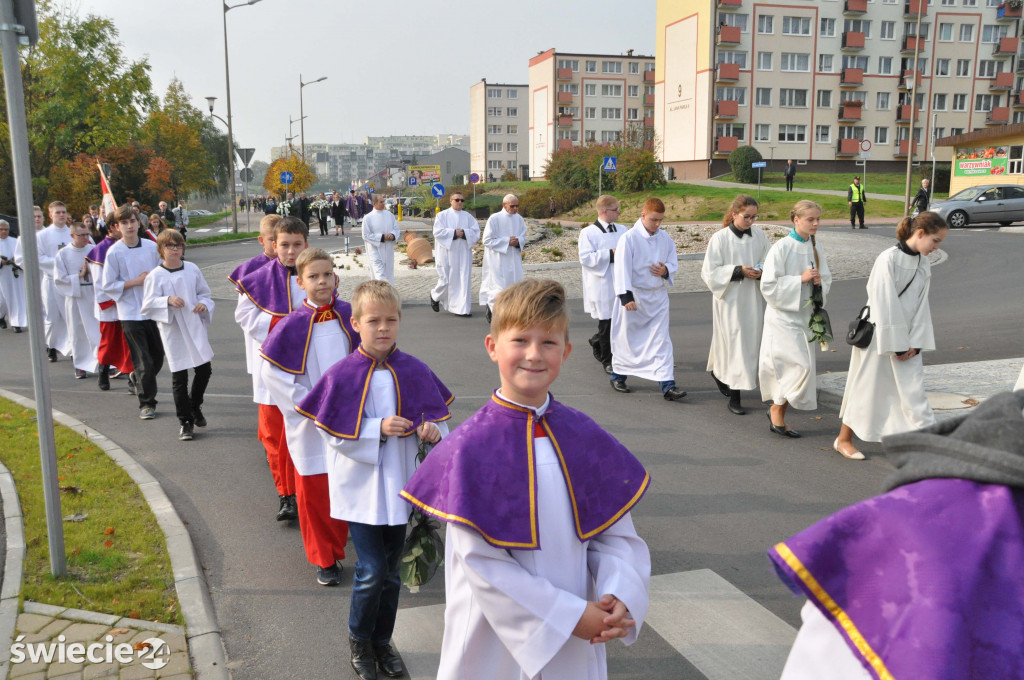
top-left (469, 172), bottom-right (481, 184)
top-left (240, 167), bottom-right (254, 182)
top-left (431, 183), bottom-right (446, 198)
top-left (280, 170), bottom-right (294, 185)
top-left (602, 157), bottom-right (617, 172)
top-left (408, 177), bottom-right (418, 187)
top-left (237, 147), bottom-right (255, 167)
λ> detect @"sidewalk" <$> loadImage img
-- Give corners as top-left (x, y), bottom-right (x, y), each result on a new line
top-left (683, 177), bottom-right (907, 202)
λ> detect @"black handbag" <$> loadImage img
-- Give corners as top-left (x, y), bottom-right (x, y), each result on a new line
top-left (845, 253), bottom-right (920, 348)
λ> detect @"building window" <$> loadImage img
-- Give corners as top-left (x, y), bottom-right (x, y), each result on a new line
top-left (585, 60), bottom-right (596, 72)
top-left (953, 93), bottom-right (967, 111)
top-left (959, 24), bottom-right (973, 42)
top-left (875, 127), bottom-right (889, 144)
top-left (842, 55), bottom-right (869, 71)
top-left (506, 107), bottom-right (518, 116)
top-left (904, 22), bottom-right (930, 39)
top-left (488, 160), bottom-right (502, 170)
top-left (839, 126), bottom-right (865, 140)
top-left (584, 107), bottom-right (596, 119)
top-left (933, 93), bottom-right (947, 110)
top-left (487, 107), bottom-right (502, 117)
top-left (933, 127), bottom-right (946, 139)
top-left (820, 18), bottom-right (835, 37)
top-left (956, 59), bottom-right (970, 77)
top-left (716, 123), bottom-right (746, 140)
top-left (978, 61), bottom-right (1000, 78)
top-left (600, 130), bottom-right (621, 142)
top-left (819, 54), bottom-right (834, 73)
top-left (815, 125), bottom-right (831, 143)
top-left (507, 143), bottom-right (518, 152)
top-left (754, 124), bottom-right (771, 141)
top-left (758, 14), bottom-right (774, 34)
top-left (558, 129), bottom-right (580, 141)
top-left (757, 52), bottom-right (773, 70)
top-left (627, 108), bottom-right (640, 120)
top-left (938, 23), bottom-right (953, 41)
top-left (584, 83), bottom-right (597, 97)
top-left (487, 88), bottom-right (502, 98)
top-left (844, 19), bottom-right (871, 37)
top-left (628, 85), bottom-right (639, 97)
top-left (507, 125), bottom-right (518, 134)
top-left (601, 61), bottom-right (622, 74)
top-left (557, 59), bottom-right (579, 72)
top-left (487, 125), bottom-right (502, 134)
top-left (779, 88), bottom-right (808, 107)
top-left (817, 89), bottom-right (833, 108)
top-left (584, 130), bottom-right (596, 142)
top-left (778, 124), bottom-right (807, 142)
top-left (507, 160), bottom-right (518, 170)
top-left (781, 53), bottom-right (810, 72)
top-left (981, 25), bottom-right (1008, 43)
top-left (558, 106), bottom-right (578, 117)
top-left (645, 63), bottom-right (655, 72)
top-left (933, 59), bottom-right (949, 77)
top-left (717, 51), bottom-right (748, 68)
top-left (601, 108), bottom-right (622, 119)
top-left (629, 62), bottom-right (640, 74)
top-left (880, 21), bottom-right (895, 40)
top-left (877, 57), bottom-right (893, 75)
top-left (782, 16), bottom-right (811, 35)
top-left (601, 84), bottom-right (623, 97)
top-left (756, 88), bottom-right (772, 106)
top-left (721, 13), bottom-right (749, 31)
top-left (645, 85), bottom-right (655, 95)
top-left (506, 89), bottom-right (518, 99)
top-left (975, 94), bottom-right (999, 111)
top-left (717, 87), bottom-right (747, 104)
top-left (877, 92), bottom-right (891, 109)
top-left (487, 142), bottom-right (502, 152)
top-left (558, 83), bottom-right (579, 95)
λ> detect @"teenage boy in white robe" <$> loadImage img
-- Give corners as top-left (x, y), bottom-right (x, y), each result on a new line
top-left (53, 222), bottom-right (100, 379)
top-left (429, 191), bottom-right (480, 317)
top-left (0, 220), bottom-right (27, 332)
top-left (479, 193), bottom-right (527, 322)
top-left (361, 195), bottom-right (400, 284)
top-left (579, 194), bottom-right (624, 374)
top-left (610, 197), bottom-right (687, 401)
top-left (141, 230), bottom-right (214, 442)
top-left (700, 195), bottom-right (771, 415)
top-left (759, 200), bottom-right (832, 438)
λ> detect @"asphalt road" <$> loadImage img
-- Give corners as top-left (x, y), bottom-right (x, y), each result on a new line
top-left (1, 226), bottom-right (1021, 680)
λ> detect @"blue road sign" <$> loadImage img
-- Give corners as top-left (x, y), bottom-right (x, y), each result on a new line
top-left (602, 157), bottom-right (617, 172)
top-left (431, 183), bottom-right (446, 198)
top-left (280, 171), bottom-right (294, 184)
top-left (751, 161), bottom-right (767, 168)
top-left (469, 172), bottom-right (481, 184)
top-left (368, 187), bottom-right (375, 194)
top-left (408, 177), bottom-right (418, 187)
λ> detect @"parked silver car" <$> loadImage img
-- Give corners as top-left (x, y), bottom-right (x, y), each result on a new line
top-left (928, 184), bottom-right (1024, 228)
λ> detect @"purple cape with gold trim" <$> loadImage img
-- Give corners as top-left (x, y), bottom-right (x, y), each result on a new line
top-left (228, 252), bottom-right (273, 292)
top-left (400, 392), bottom-right (651, 550)
top-left (236, 258), bottom-right (295, 317)
top-left (296, 346), bottom-right (453, 439)
top-left (85, 236), bottom-right (117, 266)
top-left (260, 298), bottom-right (358, 375)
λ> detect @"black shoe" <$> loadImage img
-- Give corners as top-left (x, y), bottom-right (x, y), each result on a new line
top-left (0, 317), bottom-right (6, 329)
top-left (192, 406), bottom-right (207, 428)
top-left (588, 335), bottom-right (602, 361)
top-left (127, 372), bottom-right (137, 396)
top-left (859, 225), bottom-right (868, 229)
top-left (728, 390), bottom-right (746, 415)
top-left (485, 307), bottom-right (492, 323)
top-left (603, 363), bottom-right (613, 375)
top-left (767, 411), bottom-right (801, 438)
top-left (98, 366), bottom-right (110, 391)
top-left (374, 643), bottom-right (406, 678)
top-left (711, 373), bottom-right (731, 398)
top-left (455, 312), bottom-right (472, 318)
top-left (611, 380), bottom-right (630, 394)
top-left (14, 327), bottom-right (22, 333)
top-left (663, 386), bottom-right (687, 401)
top-left (75, 369), bottom-right (88, 379)
top-left (276, 495), bottom-right (296, 521)
top-left (47, 348), bottom-right (57, 362)
top-left (316, 563), bottom-right (343, 586)
top-left (429, 295), bottom-right (439, 313)
top-left (350, 638), bottom-right (377, 680)
top-left (179, 422), bottom-right (194, 441)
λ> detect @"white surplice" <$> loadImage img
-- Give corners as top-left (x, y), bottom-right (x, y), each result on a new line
top-left (0, 235), bottom-right (27, 327)
top-left (16, 224), bottom-right (76, 353)
top-left (610, 221), bottom-right (679, 382)
top-left (579, 220), bottom-right (622, 320)
top-left (430, 208), bottom-right (480, 316)
top-left (436, 396), bottom-right (650, 680)
top-left (478, 209), bottom-right (527, 308)
top-left (362, 208), bottom-right (401, 283)
top-left (53, 244), bottom-right (99, 372)
top-left (1016, 365), bottom-right (1024, 392)
top-left (759, 234), bottom-right (832, 410)
top-left (140, 262), bottom-right (215, 373)
top-left (98, 239), bottom-right (161, 322)
top-left (261, 319), bottom-right (351, 476)
top-left (700, 225), bottom-right (771, 391)
top-left (318, 368), bottom-right (449, 526)
top-left (235, 276), bottom-right (304, 405)
top-left (780, 601), bottom-right (873, 680)
top-left (839, 246), bottom-right (935, 441)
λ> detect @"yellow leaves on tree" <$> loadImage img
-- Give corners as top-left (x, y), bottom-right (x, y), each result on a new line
top-left (263, 156), bottom-right (317, 197)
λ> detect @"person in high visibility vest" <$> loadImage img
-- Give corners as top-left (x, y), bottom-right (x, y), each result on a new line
top-left (847, 176), bottom-right (867, 229)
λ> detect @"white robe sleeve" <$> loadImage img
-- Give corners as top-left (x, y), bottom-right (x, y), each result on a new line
top-left (53, 250), bottom-right (80, 299)
top-left (98, 250), bottom-right (127, 301)
top-left (320, 417), bottom-right (384, 465)
top-left (447, 523), bottom-right (589, 677)
top-left (463, 215), bottom-right (481, 246)
top-left (193, 266), bottom-right (215, 326)
top-left (482, 215), bottom-right (510, 254)
top-left (662, 234), bottom-right (678, 287)
top-left (613, 231), bottom-right (633, 298)
top-left (701, 232), bottom-right (738, 300)
top-left (140, 271), bottom-right (170, 324)
top-left (579, 228), bottom-right (611, 272)
top-left (760, 243), bottom-right (805, 313)
top-left (13, 237), bottom-right (24, 267)
top-left (781, 601), bottom-right (873, 680)
top-left (433, 211), bottom-right (455, 248)
top-left (816, 243), bottom-right (832, 306)
top-left (586, 512), bottom-right (651, 645)
top-left (235, 295), bottom-right (272, 344)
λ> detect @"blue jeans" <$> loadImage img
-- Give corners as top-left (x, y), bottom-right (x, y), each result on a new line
top-left (609, 371), bottom-right (676, 394)
top-left (347, 522), bottom-right (407, 644)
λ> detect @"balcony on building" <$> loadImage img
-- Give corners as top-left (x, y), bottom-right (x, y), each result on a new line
top-left (904, 0), bottom-right (928, 15)
top-left (557, 115), bottom-right (573, 127)
top-left (715, 100), bottom-right (739, 118)
top-left (717, 62), bottom-right (741, 81)
top-left (991, 71), bottom-right (1015, 90)
top-left (644, 116), bottom-right (655, 127)
top-left (994, 37), bottom-right (1019, 56)
top-left (644, 70), bottom-right (656, 83)
top-left (997, 2), bottom-right (1022, 19)
top-left (644, 93), bottom-right (656, 105)
top-left (718, 0), bottom-right (742, 8)
top-left (900, 69), bottom-right (923, 89)
top-left (987, 106), bottom-right (1011, 124)
top-left (844, 0), bottom-right (868, 14)
top-left (896, 104), bottom-right (922, 122)
top-left (715, 136), bottom-right (739, 154)
top-left (839, 102), bottom-right (863, 120)
top-left (557, 91), bottom-right (574, 104)
top-left (717, 25), bottom-right (741, 46)
top-left (557, 139), bottom-right (574, 151)
top-left (837, 138), bottom-right (861, 155)
top-left (557, 68), bottom-right (573, 80)
top-left (841, 68), bottom-right (864, 86)
top-left (895, 139), bottom-right (920, 156)
top-left (842, 31), bottom-right (866, 49)
top-left (902, 36), bottom-right (925, 53)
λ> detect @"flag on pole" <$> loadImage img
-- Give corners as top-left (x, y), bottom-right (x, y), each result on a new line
top-left (97, 163), bottom-right (117, 217)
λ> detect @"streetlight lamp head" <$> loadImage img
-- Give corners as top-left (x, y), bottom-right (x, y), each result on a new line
top-left (205, 96), bottom-right (217, 113)
top-left (315, 77), bottom-right (327, 84)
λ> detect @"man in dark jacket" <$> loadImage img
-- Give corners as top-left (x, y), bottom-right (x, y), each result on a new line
top-left (296, 191), bottom-right (311, 228)
top-left (784, 160), bottom-right (797, 191)
top-left (909, 179), bottom-right (930, 216)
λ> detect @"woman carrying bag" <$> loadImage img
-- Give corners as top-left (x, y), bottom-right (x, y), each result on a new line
top-left (833, 211), bottom-right (948, 460)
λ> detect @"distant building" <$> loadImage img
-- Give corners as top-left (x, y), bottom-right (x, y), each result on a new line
top-left (528, 48), bottom-right (656, 179)
top-left (470, 79), bottom-right (530, 182)
top-left (417, 147), bottom-right (471, 187)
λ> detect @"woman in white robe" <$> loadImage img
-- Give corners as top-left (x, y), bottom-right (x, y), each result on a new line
top-left (53, 226), bottom-right (100, 375)
top-left (0, 222), bottom-right (27, 330)
top-left (361, 197), bottom-right (401, 283)
top-left (834, 212), bottom-right (948, 460)
top-left (701, 195), bottom-right (771, 415)
top-left (759, 200), bottom-right (832, 437)
top-left (478, 195), bottom-right (527, 317)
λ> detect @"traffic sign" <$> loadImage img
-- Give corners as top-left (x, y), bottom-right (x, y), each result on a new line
top-left (237, 147), bottom-right (255, 167)
top-left (860, 139), bottom-right (872, 152)
top-left (469, 172), bottom-right (481, 184)
top-left (368, 186), bottom-right (375, 194)
top-left (239, 168), bottom-right (254, 182)
top-left (369, 183), bottom-right (375, 189)
top-left (602, 157), bottom-right (617, 172)
top-left (408, 177), bottom-right (418, 187)
top-left (751, 161), bottom-right (767, 168)
top-left (860, 152), bottom-right (872, 159)
top-left (431, 183), bottom-right (446, 198)
top-left (280, 171), bottom-right (294, 185)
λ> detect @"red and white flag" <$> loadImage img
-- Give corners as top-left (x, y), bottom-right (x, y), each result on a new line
top-left (97, 163), bottom-right (118, 217)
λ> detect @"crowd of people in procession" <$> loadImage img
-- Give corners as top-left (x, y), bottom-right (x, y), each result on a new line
top-left (2, 188), bottom-right (1023, 680)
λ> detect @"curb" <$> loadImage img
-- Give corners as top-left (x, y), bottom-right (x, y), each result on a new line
top-left (0, 388), bottom-right (229, 680)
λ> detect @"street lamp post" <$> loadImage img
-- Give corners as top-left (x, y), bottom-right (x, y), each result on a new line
top-left (903, 3), bottom-right (925, 216)
top-left (221, 0), bottom-right (264, 234)
top-left (299, 74), bottom-right (327, 163)
top-left (285, 134), bottom-right (297, 159)
top-left (205, 96), bottom-right (239, 226)
top-left (289, 115), bottom-right (307, 157)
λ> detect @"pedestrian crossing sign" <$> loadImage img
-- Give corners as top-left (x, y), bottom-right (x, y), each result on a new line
top-left (602, 157), bottom-right (617, 172)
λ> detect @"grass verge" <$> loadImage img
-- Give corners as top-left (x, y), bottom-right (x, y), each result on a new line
top-left (715, 171), bottom-right (920, 194)
top-left (188, 231), bottom-right (259, 245)
top-left (0, 397), bottom-right (181, 624)
top-left (188, 211), bottom-right (231, 229)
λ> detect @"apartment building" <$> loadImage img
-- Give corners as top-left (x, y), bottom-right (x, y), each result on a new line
top-left (528, 48), bottom-right (656, 179)
top-left (655, 0), bottom-right (1024, 179)
top-left (469, 79), bottom-right (530, 181)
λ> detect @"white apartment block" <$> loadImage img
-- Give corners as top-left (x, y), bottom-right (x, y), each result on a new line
top-left (529, 49), bottom-right (656, 179)
top-left (655, 0), bottom-right (1024, 179)
top-left (470, 80), bottom-right (530, 181)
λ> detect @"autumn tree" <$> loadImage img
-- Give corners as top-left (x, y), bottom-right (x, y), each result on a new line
top-left (263, 156), bottom-right (317, 197)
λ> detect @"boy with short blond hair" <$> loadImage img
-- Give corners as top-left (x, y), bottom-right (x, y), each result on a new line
top-left (230, 213), bottom-right (280, 380)
top-left (260, 248), bottom-right (357, 586)
top-left (402, 278), bottom-right (651, 680)
top-left (298, 280), bottom-right (453, 680)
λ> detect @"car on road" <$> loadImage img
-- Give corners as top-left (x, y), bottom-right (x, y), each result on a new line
top-left (928, 184), bottom-right (1024, 228)
top-left (188, 209), bottom-right (213, 217)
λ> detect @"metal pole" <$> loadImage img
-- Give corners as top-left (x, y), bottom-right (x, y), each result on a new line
top-left (222, 1), bottom-right (239, 233)
top-left (0, 0), bottom-right (66, 577)
top-left (300, 74), bottom-right (305, 164)
top-left (930, 112), bottom-right (938, 197)
top-left (904, 3), bottom-right (924, 216)
top-left (598, 162), bottom-right (602, 196)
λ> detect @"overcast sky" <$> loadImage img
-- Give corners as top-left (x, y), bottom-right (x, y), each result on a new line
top-left (75, 0), bottom-right (655, 164)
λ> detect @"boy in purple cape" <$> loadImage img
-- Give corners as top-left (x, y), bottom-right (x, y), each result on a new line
top-left (771, 390), bottom-right (1024, 680)
top-left (400, 279), bottom-right (651, 680)
top-left (296, 280), bottom-right (452, 680)
top-left (229, 213), bottom-right (279, 380)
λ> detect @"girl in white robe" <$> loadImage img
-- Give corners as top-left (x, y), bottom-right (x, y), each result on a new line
top-left (701, 195), bottom-right (771, 415)
top-left (0, 223), bottom-right (27, 330)
top-left (361, 199), bottom-right (401, 284)
top-left (759, 200), bottom-right (832, 437)
top-left (479, 196), bottom-right (527, 316)
top-left (53, 225), bottom-right (100, 375)
top-left (834, 212), bottom-right (948, 460)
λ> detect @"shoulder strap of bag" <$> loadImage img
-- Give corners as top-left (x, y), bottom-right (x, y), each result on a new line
top-left (897, 253), bottom-right (921, 298)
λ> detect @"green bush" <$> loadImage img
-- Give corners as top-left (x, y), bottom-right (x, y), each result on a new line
top-left (729, 146), bottom-right (764, 183)
top-left (545, 143), bottom-right (665, 194)
top-left (517, 187), bottom-right (593, 219)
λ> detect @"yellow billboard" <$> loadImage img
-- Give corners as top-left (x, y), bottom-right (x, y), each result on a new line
top-left (409, 165), bottom-right (441, 184)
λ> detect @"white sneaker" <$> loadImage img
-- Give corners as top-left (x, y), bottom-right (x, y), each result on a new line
top-left (139, 407), bottom-right (156, 420)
